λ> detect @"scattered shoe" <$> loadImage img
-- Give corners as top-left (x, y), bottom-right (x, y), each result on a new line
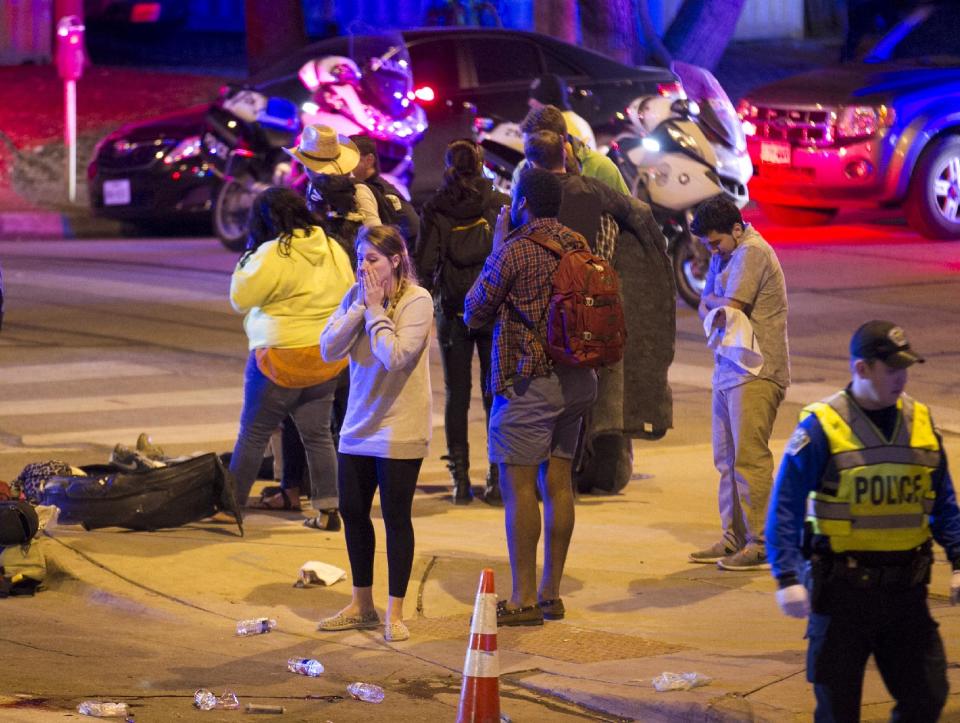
top-left (109, 444), bottom-right (140, 472)
top-left (689, 541), bottom-right (739, 564)
top-left (717, 544), bottom-right (771, 571)
top-left (496, 600), bottom-right (543, 627)
top-left (303, 509), bottom-right (341, 532)
top-left (538, 597), bottom-right (565, 620)
top-left (136, 432), bottom-right (165, 460)
top-left (384, 620), bottom-right (410, 642)
top-left (317, 610), bottom-right (380, 631)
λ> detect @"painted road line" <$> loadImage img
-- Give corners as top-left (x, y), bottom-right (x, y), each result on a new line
top-left (12, 270), bottom-right (228, 306)
top-left (0, 361), bottom-right (169, 385)
top-left (0, 388), bottom-right (240, 417)
top-left (19, 422), bottom-right (240, 448)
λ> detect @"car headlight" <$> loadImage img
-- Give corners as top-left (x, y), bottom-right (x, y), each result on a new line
top-left (666, 125), bottom-right (703, 159)
top-left (163, 135), bottom-right (202, 165)
top-left (837, 105), bottom-right (895, 140)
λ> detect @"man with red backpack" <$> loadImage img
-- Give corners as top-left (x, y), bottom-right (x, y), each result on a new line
top-left (464, 167), bottom-right (602, 627)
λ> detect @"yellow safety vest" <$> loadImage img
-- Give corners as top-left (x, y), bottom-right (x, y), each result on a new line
top-left (802, 391), bottom-right (941, 553)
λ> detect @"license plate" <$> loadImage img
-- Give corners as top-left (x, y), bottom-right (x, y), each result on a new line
top-left (760, 142), bottom-right (791, 165)
top-left (103, 179), bottom-right (131, 206)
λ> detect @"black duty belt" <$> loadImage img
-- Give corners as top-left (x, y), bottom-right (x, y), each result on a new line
top-left (816, 553), bottom-right (929, 589)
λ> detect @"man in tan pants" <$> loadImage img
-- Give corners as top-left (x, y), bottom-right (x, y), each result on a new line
top-left (689, 196), bottom-right (790, 571)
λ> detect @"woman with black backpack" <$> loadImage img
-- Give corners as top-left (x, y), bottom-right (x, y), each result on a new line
top-left (414, 139), bottom-right (510, 506)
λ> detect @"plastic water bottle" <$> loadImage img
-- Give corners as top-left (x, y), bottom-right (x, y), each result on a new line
top-left (76, 701), bottom-right (129, 718)
top-left (347, 682), bottom-right (385, 703)
top-left (194, 689), bottom-right (218, 711)
top-left (236, 617), bottom-right (277, 636)
top-left (287, 657), bottom-right (324, 677)
top-left (194, 689), bottom-right (240, 711)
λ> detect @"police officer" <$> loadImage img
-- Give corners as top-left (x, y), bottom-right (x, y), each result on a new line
top-left (766, 320), bottom-right (960, 722)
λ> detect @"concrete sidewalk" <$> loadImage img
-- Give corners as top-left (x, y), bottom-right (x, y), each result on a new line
top-left (31, 439), bottom-right (960, 722)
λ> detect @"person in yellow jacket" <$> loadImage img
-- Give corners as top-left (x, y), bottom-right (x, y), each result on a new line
top-left (766, 320), bottom-right (960, 722)
top-left (228, 187), bottom-right (355, 530)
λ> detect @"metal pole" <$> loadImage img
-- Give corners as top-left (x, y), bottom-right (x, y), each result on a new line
top-left (65, 77), bottom-right (76, 203)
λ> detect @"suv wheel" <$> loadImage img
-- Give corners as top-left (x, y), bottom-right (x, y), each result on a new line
top-left (758, 203), bottom-right (837, 226)
top-left (905, 136), bottom-right (960, 240)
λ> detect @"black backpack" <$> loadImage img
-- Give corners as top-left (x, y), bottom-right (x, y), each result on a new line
top-left (433, 214), bottom-right (493, 315)
top-left (0, 501), bottom-right (39, 546)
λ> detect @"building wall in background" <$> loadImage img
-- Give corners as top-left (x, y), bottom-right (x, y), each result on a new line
top-left (656, 0), bottom-right (805, 40)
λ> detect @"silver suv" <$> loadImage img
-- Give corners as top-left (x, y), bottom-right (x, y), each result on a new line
top-left (738, 2), bottom-right (960, 239)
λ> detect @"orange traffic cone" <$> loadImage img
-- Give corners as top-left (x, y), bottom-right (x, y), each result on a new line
top-left (456, 567), bottom-right (500, 723)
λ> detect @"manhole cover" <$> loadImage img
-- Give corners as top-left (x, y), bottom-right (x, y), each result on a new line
top-left (407, 616), bottom-right (683, 663)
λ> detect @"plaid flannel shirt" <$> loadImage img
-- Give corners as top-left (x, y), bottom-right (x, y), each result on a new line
top-left (463, 217), bottom-right (588, 395)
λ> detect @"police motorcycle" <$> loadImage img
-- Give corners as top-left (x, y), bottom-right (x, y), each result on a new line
top-left (203, 32), bottom-right (427, 251)
top-left (608, 61), bottom-right (752, 308)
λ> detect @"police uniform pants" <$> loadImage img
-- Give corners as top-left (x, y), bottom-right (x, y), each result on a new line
top-left (806, 580), bottom-right (947, 723)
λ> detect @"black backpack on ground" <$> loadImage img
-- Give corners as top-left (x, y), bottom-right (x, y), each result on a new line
top-left (40, 453), bottom-right (243, 535)
top-left (432, 213), bottom-right (494, 316)
top-left (0, 501), bottom-right (39, 546)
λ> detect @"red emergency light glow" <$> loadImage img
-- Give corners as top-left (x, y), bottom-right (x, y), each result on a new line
top-left (131, 3), bottom-right (162, 23)
top-left (414, 86), bottom-right (436, 103)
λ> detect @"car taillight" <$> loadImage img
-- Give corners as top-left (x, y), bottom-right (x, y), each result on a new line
top-left (414, 86), bottom-right (436, 103)
top-left (130, 3), bottom-right (161, 23)
top-left (657, 81), bottom-right (685, 99)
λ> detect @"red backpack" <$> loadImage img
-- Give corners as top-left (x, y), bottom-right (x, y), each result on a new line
top-left (517, 232), bottom-right (626, 369)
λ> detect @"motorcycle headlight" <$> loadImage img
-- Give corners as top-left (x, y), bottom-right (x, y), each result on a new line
top-left (163, 135), bottom-right (202, 165)
top-left (837, 105), bottom-right (895, 140)
top-left (666, 125), bottom-right (703, 159)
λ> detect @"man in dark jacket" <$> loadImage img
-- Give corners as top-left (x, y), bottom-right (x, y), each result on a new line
top-left (350, 134), bottom-right (420, 243)
top-left (524, 130), bottom-right (675, 494)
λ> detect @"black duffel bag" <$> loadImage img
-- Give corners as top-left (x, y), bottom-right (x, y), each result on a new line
top-left (40, 453), bottom-right (243, 535)
top-left (0, 500), bottom-right (40, 545)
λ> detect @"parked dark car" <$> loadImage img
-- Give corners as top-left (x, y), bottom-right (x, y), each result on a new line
top-left (738, 2), bottom-right (960, 239)
top-left (88, 27), bottom-right (677, 225)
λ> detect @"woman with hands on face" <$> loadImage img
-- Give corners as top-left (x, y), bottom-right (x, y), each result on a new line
top-left (318, 225), bottom-right (433, 644)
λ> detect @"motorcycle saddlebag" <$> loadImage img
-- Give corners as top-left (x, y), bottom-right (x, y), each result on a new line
top-left (40, 453), bottom-right (243, 535)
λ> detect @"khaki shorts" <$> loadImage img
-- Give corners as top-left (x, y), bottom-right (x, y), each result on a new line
top-left (488, 366), bottom-right (598, 466)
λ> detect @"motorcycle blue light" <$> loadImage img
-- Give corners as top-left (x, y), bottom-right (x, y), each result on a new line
top-left (642, 137), bottom-right (661, 153)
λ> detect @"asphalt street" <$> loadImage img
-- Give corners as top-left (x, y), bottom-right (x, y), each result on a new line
top-left (1, 221), bottom-right (959, 721)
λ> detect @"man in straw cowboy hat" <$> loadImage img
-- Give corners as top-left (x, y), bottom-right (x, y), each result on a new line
top-left (285, 124), bottom-right (381, 228)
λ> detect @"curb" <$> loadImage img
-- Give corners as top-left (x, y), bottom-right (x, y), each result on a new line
top-left (0, 209), bottom-right (125, 240)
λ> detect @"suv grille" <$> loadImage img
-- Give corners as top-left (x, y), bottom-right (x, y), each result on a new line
top-left (752, 105), bottom-right (836, 147)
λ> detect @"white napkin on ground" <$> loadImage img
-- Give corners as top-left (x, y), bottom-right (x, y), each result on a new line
top-left (297, 560), bottom-right (346, 587)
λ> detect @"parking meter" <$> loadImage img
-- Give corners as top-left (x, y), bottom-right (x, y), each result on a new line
top-left (56, 15), bottom-right (85, 202)
top-left (55, 16), bottom-right (86, 81)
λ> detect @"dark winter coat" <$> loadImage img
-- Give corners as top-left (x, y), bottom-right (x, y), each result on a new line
top-left (414, 179), bottom-right (510, 313)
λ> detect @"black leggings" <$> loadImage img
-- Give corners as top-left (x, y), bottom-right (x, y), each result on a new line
top-left (338, 453), bottom-right (422, 598)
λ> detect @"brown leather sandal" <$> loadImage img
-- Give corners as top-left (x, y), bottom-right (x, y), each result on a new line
top-left (249, 487), bottom-right (301, 511)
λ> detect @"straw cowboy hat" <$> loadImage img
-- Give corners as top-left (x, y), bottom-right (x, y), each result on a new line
top-left (284, 124), bottom-right (360, 175)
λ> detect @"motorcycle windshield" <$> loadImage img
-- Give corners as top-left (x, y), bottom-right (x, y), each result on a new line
top-left (671, 61), bottom-right (745, 151)
top-left (350, 32), bottom-right (417, 120)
